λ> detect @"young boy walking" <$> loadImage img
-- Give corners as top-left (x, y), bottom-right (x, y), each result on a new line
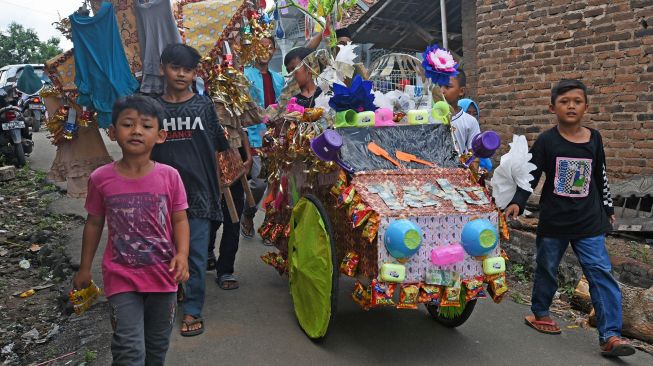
top-left (441, 69), bottom-right (481, 154)
top-left (505, 79), bottom-right (635, 357)
top-left (73, 95), bottom-right (190, 365)
top-left (284, 47), bottom-right (322, 108)
top-left (150, 43), bottom-right (230, 336)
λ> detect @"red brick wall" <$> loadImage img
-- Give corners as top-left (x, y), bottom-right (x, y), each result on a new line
top-left (475, 0), bottom-right (653, 178)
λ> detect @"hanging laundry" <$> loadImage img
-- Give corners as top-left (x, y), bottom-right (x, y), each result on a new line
top-left (70, 2), bottom-right (139, 128)
top-left (134, 0), bottom-right (182, 94)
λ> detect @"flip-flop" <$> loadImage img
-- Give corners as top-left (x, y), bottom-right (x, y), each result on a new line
top-left (216, 273), bottom-right (239, 290)
top-left (524, 315), bottom-right (561, 335)
top-left (181, 316), bottom-right (204, 337)
top-left (240, 220), bottom-right (254, 239)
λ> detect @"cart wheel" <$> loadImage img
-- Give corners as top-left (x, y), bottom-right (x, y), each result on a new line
top-left (425, 299), bottom-right (477, 328)
top-left (287, 194), bottom-right (338, 341)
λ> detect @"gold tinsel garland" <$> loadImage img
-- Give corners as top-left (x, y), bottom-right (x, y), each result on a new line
top-left (176, 0), bottom-right (274, 117)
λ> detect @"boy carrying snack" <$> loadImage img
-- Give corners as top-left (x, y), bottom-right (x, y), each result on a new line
top-left (73, 95), bottom-right (190, 365)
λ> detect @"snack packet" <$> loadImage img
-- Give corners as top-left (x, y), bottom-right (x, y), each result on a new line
top-left (69, 280), bottom-right (102, 315)
top-left (463, 277), bottom-right (485, 302)
top-left (418, 284), bottom-right (442, 304)
top-left (440, 286), bottom-right (461, 307)
top-left (337, 186), bottom-right (356, 207)
top-left (370, 279), bottom-right (396, 307)
top-left (487, 272), bottom-right (508, 303)
top-left (330, 170), bottom-right (348, 197)
top-left (340, 251), bottom-right (360, 277)
top-left (362, 213), bottom-right (380, 243)
top-left (397, 283), bottom-right (420, 309)
top-left (352, 281), bottom-right (371, 310)
top-left (351, 203), bottom-right (373, 228)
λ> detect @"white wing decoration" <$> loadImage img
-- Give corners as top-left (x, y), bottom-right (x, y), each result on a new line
top-left (491, 135), bottom-right (537, 209)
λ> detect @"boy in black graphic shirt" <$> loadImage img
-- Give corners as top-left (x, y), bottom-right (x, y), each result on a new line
top-left (151, 44), bottom-right (229, 337)
top-left (505, 79), bottom-right (634, 357)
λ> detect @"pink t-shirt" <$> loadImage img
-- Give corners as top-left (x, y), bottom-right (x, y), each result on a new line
top-left (85, 162), bottom-right (188, 297)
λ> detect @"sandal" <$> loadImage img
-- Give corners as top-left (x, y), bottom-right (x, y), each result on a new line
top-left (240, 217), bottom-right (255, 238)
top-left (601, 336), bottom-right (636, 357)
top-left (524, 315), bottom-right (561, 335)
top-left (216, 273), bottom-right (239, 290)
top-left (180, 315), bottom-right (204, 337)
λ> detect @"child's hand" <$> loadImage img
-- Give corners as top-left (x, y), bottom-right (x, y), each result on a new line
top-left (610, 214), bottom-right (616, 225)
top-left (73, 270), bottom-right (92, 291)
top-left (169, 254), bottom-right (189, 283)
top-left (504, 204), bottom-right (520, 221)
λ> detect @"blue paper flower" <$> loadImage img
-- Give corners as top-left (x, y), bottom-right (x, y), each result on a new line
top-left (328, 75), bottom-right (377, 112)
top-left (422, 44), bottom-right (459, 86)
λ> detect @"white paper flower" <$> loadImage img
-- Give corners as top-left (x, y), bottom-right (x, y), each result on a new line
top-left (491, 135), bottom-right (537, 209)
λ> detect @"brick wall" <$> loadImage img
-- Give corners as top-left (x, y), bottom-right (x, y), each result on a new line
top-left (474, 0), bottom-right (653, 179)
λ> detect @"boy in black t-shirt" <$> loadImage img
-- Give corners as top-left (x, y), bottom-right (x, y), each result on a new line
top-left (505, 79), bottom-right (634, 357)
top-left (151, 44), bottom-right (229, 337)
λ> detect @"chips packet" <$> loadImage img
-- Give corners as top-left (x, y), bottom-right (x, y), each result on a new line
top-left (362, 213), bottom-right (380, 243)
top-left (440, 286), bottom-right (461, 307)
top-left (418, 284), bottom-right (442, 304)
top-left (370, 279), bottom-right (396, 307)
top-left (352, 281), bottom-right (371, 310)
top-left (351, 203), bottom-right (373, 228)
top-left (340, 251), bottom-right (360, 277)
top-left (397, 283), bottom-right (420, 309)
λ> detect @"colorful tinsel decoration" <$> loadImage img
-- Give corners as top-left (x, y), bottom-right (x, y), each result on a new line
top-left (422, 44), bottom-right (459, 86)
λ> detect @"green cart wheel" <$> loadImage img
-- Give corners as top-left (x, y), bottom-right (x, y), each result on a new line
top-left (287, 194), bottom-right (338, 341)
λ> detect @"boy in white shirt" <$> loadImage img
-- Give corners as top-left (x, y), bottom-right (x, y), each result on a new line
top-left (441, 69), bottom-right (481, 154)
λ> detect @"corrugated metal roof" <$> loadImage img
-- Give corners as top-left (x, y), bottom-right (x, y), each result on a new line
top-left (346, 0), bottom-right (463, 53)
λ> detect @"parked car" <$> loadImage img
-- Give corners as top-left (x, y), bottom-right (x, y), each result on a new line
top-left (0, 64), bottom-right (50, 90)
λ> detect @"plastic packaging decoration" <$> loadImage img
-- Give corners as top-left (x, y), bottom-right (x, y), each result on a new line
top-left (421, 44), bottom-right (459, 86)
top-left (490, 134), bottom-right (537, 209)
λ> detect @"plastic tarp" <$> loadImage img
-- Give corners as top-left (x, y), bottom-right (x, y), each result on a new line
top-left (337, 124), bottom-right (460, 172)
top-left (288, 197), bottom-right (334, 339)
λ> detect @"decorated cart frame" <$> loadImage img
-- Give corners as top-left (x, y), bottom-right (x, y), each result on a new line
top-left (259, 43), bottom-right (512, 340)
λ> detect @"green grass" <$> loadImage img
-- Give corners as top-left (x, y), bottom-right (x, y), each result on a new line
top-left (83, 349), bottom-right (97, 363)
top-left (510, 263), bottom-right (530, 282)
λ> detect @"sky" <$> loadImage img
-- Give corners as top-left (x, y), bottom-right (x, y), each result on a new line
top-left (0, 0), bottom-right (79, 49)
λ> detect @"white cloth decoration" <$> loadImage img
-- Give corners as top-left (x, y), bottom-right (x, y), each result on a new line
top-left (490, 135), bottom-right (537, 209)
top-left (372, 90), bottom-right (393, 110)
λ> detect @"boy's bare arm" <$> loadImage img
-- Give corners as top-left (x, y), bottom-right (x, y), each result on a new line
top-left (169, 210), bottom-right (190, 283)
top-left (73, 214), bottom-right (105, 289)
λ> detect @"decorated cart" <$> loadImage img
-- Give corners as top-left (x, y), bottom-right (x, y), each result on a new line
top-left (259, 44), bottom-right (514, 341)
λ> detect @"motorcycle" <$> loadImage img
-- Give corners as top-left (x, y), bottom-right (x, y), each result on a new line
top-left (0, 86), bottom-right (33, 167)
top-left (19, 93), bottom-right (45, 132)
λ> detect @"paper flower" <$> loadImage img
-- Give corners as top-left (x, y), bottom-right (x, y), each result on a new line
top-left (329, 75), bottom-right (377, 112)
top-left (422, 44), bottom-right (459, 86)
top-left (490, 135), bottom-right (537, 209)
top-left (297, 0), bottom-right (309, 8)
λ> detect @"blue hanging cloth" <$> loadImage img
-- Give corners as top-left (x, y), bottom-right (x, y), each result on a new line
top-left (70, 2), bottom-right (139, 128)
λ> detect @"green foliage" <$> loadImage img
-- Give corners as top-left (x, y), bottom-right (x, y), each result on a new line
top-left (0, 22), bottom-right (62, 66)
top-left (511, 263), bottom-right (530, 282)
top-left (630, 242), bottom-right (653, 266)
top-left (83, 349), bottom-right (97, 363)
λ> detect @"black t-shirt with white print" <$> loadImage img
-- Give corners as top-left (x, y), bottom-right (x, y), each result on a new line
top-left (151, 94), bottom-right (229, 221)
top-left (510, 126), bottom-right (614, 239)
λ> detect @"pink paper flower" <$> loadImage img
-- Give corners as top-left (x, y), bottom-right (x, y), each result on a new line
top-left (297, 0), bottom-right (309, 8)
top-left (427, 48), bottom-right (456, 72)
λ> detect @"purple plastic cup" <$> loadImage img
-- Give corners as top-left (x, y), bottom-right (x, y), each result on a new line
top-left (310, 129), bottom-right (355, 173)
top-left (471, 131), bottom-right (501, 158)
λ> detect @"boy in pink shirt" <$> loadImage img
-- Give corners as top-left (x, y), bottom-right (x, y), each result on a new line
top-left (73, 95), bottom-right (190, 365)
